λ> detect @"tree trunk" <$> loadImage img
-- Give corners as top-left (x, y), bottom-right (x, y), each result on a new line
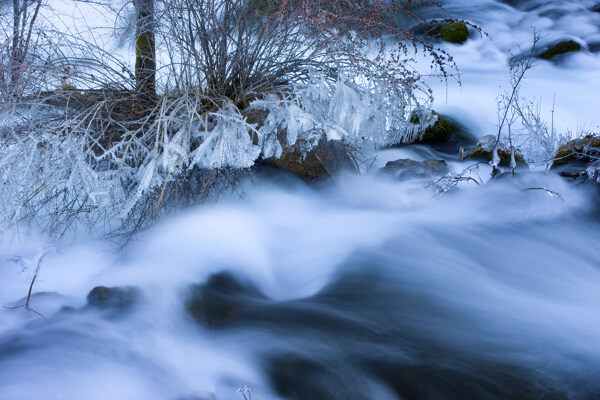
top-left (10, 0), bottom-right (23, 93)
top-left (133, 0), bottom-right (156, 100)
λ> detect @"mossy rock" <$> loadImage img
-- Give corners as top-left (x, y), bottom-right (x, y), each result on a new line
top-left (407, 111), bottom-right (477, 154)
top-left (419, 113), bottom-right (452, 143)
top-left (440, 22), bottom-right (469, 44)
top-left (86, 286), bottom-right (138, 310)
top-left (539, 40), bottom-right (581, 60)
top-left (243, 104), bottom-right (357, 180)
top-left (551, 135), bottom-right (600, 167)
top-left (466, 135), bottom-right (526, 167)
top-left (263, 136), bottom-right (357, 180)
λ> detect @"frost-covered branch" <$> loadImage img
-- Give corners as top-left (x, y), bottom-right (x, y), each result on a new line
top-left (0, 0), bottom-right (461, 236)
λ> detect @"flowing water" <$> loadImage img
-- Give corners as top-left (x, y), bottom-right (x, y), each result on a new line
top-left (1, 1), bottom-right (600, 399)
top-left (427, 0), bottom-right (600, 136)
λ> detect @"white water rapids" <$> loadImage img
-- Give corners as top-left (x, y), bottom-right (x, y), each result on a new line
top-left (1, 1), bottom-right (600, 399)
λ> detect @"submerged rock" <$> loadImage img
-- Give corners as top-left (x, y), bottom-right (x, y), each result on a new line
top-left (379, 159), bottom-right (449, 180)
top-left (86, 286), bottom-right (138, 310)
top-left (539, 40), bottom-right (582, 60)
top-left (588, 41), bottom-right (600, 53)
top-left (265, 352), bottom-right (575, 400)
top-left (186, 272), bottom-right (265, 329)
top-left (184, 269), bottom-right (599, 400)
top-left (466, 135), bottom-right (526, 167)
top-left (262, 136), bottom-right (357, 180)
top-left (440, 22), bottom-right (469, 44)
top-left (267, 355), bottom-right (344, 400)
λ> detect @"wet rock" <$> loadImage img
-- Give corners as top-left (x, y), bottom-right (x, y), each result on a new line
top-left (380, 159), bottom-right (449, 180)
top-left (186, 272), bottom-right (264, 329)
top-left (244, 104), bottom-right (357, 180)
top-left (86, 286), bottom-right (138, 310)
top-left (267, 354), bottom-right (362, 400)
top-left (262, 136), bottom-right (357, 180)
top-left (266, 353), bottom-right (573, 400)
top-left (551, 135), bottom-right (600, 167)
top-left (186, 271), bottom-right (369, 333)
top-left (416, 112), bottom-right (452, 143)
top-left (408, 112), bottom-right (477, 153)
top-left (267, 355), bottom-right (328, 400)
top-left (440, 22), bottom-right (469, 44)
top-left (370, 361), bottom-right (571, 400)
top-left (588, 41), bottom-right (600, 53)
top-left (539, 40), bottom-right (581, 60)
top-left (58, 305), bottom-right (77, 313)
top-left (184, 269), bottom-right (599, 400)
top-left (466, 135), bottom-right (526, 167)
top-left (412, 22), bottom-right (443, 37)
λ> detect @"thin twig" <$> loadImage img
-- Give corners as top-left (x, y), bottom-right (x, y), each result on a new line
top-left (525, 187), bottom-right (565, 202)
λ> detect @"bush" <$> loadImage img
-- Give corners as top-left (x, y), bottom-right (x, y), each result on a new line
top-left (0, 0), bottom-right (459, 236)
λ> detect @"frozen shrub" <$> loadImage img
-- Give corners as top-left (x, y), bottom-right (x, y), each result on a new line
top-left (0, 0), bottom-right (458, 235)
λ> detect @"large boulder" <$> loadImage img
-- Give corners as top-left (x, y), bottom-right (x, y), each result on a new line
top-left (379, 159), bottom-right (449, 180)
top-left (466, 135), bottom-right (525, 167)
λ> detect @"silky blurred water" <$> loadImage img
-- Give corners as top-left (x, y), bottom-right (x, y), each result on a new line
top-left (1, 166), bottom-right (600, 399)
top-left (1, 1), bottom-right (600, 399)
top-left (426, 0), bottom-right (600, 138)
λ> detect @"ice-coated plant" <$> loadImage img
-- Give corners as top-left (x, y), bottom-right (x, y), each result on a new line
top-left (0, 0), bottom-right (456, 236)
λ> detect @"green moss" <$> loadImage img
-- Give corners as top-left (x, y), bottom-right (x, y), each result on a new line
top-left (135, 35), bottom-right (152, 69)
top-left (540, 40), bottom-right (581, 60)
top-left (440, 22), bottom-right (469, 44)
top-left (551, 135), bottom-right (600, 167)
top-left (263, 137), bottom-right (356, 180)
top-left (466, 137), bottom-right (526, 167)
top-left (135, 31), bottom-right (156, 98)
top-left (419, 113), bottom-right (451, 142)
top-left (467, 146), bottom-right (525, 166)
